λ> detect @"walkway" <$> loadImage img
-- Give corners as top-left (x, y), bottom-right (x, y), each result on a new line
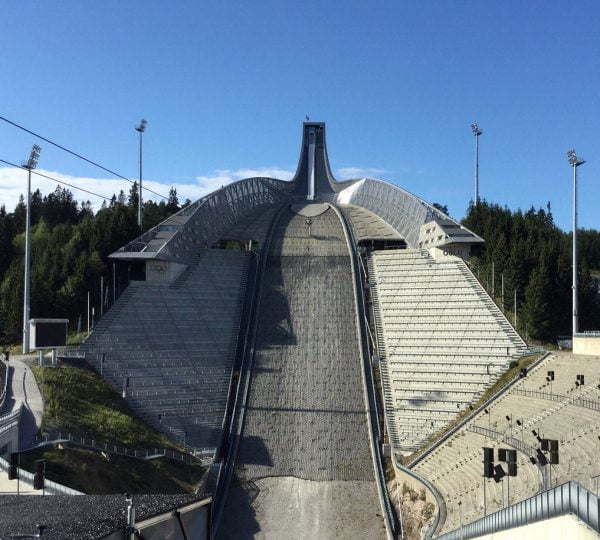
top-left (2, 354), bottom-right (44, 450)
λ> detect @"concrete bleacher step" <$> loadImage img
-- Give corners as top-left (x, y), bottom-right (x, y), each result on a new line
top-left (79, 248), bottom-right (252, 451)
top-left (369, 248), bottom-right (527, 453)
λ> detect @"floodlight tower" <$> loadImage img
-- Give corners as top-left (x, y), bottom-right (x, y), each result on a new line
top-left (135, 118), bottom-right (147, 230)
top-left (471, 123), bottom-right (483, 204)
top-left (567, 149), bottom-right (585, 336)
top-left (22, 144), bottom-right (42, 354)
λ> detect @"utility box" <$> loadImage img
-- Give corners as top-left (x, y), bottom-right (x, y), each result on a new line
top-left (29, 319), bottom-right (68, 350)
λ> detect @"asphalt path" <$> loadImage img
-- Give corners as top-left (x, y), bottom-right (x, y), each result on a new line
top-left (2, 354), bottom-right (44, 450)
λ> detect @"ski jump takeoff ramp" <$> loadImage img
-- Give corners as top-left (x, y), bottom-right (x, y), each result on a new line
top-left (106, 122), bottom-right (488, 539)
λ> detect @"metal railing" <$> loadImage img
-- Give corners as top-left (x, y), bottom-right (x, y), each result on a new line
top-left (512, 388), bottom-right (600, 412)
top-left (0, 357), bottom-right (9, 410)
top-left (0, 454), bottom-right (83, 495)
top-left (467, 425), bottom-right (538, 456)
top-left (437, 481), bottom-right (600, 539)
top-left (24, 430), bottom-right (202, 464)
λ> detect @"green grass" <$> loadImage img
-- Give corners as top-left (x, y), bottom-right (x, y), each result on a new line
top-left (25, 363), bottom-right (206, 493)
top-left (20, 447), bottom-right (204, 494)
top-left (32, 364), bottom-right (174, 448)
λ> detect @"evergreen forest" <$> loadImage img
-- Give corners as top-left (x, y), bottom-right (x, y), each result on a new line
top-left (462, 200), bottom-right (600, 342)
top-left (0, 183), bottom-right (182, 346)
top-left (0, 187), bottom-right (599, 348)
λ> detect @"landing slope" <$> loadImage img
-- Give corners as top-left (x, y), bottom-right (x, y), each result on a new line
top-left (219, 205), bottom-right (384, 539)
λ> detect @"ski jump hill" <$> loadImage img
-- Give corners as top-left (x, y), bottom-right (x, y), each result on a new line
top-left (82, 123), bottom-right (529, 538)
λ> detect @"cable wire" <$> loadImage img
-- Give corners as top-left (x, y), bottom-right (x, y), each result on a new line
top-left (0, 114), bottom-right (168, 199)
top-left (0, 159), bottom-right (111, 200)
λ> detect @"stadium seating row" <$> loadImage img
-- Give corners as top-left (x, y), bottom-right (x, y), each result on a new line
top-left (81, 248), bottom-right (251, 452)
top-left (369, 248), bottom-right (527, 452)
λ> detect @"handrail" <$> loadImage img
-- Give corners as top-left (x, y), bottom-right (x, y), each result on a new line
top-left (333, 203), bottom-right (398, 539)
top-left (21, 429), bottom-right (200, 464)
top-left (0, 454), bottom-right (83, 495)
top-left (436, 481), bottom-right (600, 539)
top-left (512, 388), bottom-right (600, 411)
top-left (209, 204), bottom-right (287, 536)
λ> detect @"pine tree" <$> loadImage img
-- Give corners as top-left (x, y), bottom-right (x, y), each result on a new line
top-left (524, 257), bottom-right (553, 341)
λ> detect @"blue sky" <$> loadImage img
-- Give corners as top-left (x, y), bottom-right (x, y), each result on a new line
top-left (1, 1), bottom-right (599, 231)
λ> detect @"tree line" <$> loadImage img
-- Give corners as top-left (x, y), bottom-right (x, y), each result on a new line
top-left (0, 183), bottom-right (183, 346)
top-left (462, 200), bottom-right (600, 342)
top-left (1, 188), bottom-right (598, 347)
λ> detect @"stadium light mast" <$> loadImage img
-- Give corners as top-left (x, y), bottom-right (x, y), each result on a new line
top-left (22, 144), bottom-right (41, 354)
top-left (135, 118), bottom-right (147, 230)
top-left (471, 123), bottom-right (483, 204)
top-left (567, 148), bottom-right (585, 336)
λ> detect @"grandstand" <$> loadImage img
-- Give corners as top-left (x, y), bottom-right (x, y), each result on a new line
top-left (411, 351), bottom-right (600, 535)
top-left (80, 248), bottom-right (251, 453)
top-left (368, 248), bottom-right (527, 452)
top-left (70, 122), bottom-right (600, 538)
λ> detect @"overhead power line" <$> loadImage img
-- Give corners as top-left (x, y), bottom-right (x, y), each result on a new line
top-left (0, 158), bottom-right (111, 200)
top-left (0, 114), bottom-right (168, 199)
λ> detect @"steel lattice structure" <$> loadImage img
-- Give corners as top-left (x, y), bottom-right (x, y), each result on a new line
top-left (112, 177), bottom-right (291, 263)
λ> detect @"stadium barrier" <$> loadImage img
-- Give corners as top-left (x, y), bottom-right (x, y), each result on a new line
top-left (437, 480), bottom-right (600, 540)
top-left (23, 430), bottom-right (206, 464)
top-left (0, 452), bottom-right (83, 495)
top-left (334, 203), bottom-right (398, 539)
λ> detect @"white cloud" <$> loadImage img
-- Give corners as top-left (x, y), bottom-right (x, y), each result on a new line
top-left (336, 166), bottom-right (389, 179)
top-left (0, 166), bottom-right (296, 213)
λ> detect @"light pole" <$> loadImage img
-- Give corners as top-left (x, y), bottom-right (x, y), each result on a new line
top-left (135, 118), bottom-right (147, 231)
top-left (567, 149), bottom-right (585, 337)
top-left (471, 122), bottom-right (483, 204)
top-left (22, 144), bottom-right (41, 354)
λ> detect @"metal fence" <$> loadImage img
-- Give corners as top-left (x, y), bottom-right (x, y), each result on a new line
top-left (512, 388), bottom-right (600, 412)
top-left (437, 481), bottom-right (599, 539)
top-left (25, 430), bottom-right (208, 464)
top-left (0, 454), bottom-right (83, 495)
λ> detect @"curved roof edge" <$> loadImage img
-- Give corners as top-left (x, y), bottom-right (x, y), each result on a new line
top-left (110, 176), bottom-right (291, 262)
top-left (333, 177), bottom-right (484, 249)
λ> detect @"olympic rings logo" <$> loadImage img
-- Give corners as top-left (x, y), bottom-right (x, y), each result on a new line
top-left (149, 264), bottom-right (167, 273)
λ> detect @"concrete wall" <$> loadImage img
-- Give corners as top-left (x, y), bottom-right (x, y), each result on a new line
top-left (475, 513), bottom-right (598, 540)
top-left (573, 336), bottom-right (600, 356)
top-left (145, 260), bottom-right (186, 282)
top-left (429, 245), bottom-right (472, 262)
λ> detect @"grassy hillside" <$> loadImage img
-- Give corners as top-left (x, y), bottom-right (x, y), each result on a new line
top-left (32, 363), bottom-right (173, 448)
top-left (20, 447), bottom-right (203, 494)
top-left (26, 362), bottom-right (205, 494)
